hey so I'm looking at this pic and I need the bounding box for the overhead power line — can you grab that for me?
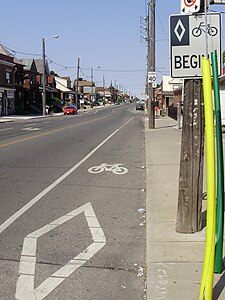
[0,43,41,57]
[0,42,148,74]
[46,56,75,69]
[89,69,146,73]
[155,8,169,42]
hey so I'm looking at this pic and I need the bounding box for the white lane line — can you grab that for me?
[16,202,106,300]
[0,127,14,132]
[22,127,41,131]
[0,117,134,234]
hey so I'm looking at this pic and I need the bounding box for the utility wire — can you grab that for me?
[0,41,148,75]
[0,43,41,56]
[0,41,145,96]
[155,7,169,41]
[79,68,90,80]
[90,69,146,72]
[46,56,75,69]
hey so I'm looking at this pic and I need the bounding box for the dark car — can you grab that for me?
[136,102,145,111]
[63,105,78,115]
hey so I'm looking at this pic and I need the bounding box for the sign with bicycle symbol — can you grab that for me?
[88,163,128,175]
[192,22,218,37]
[170,13,221,78]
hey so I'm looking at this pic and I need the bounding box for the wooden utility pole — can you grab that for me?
[103,75,105,104]
[76,58,80,108]
[176,79,205,233]
[147,0,155,129]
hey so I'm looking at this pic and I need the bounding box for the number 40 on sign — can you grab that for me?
[148,72,156,84]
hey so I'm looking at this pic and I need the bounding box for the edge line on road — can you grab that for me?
[0,117,134,234]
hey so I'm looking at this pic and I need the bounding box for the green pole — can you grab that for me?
[211,50,224,274]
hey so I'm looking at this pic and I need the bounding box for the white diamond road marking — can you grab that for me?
[174,19,186,42]
[15,202,106,300]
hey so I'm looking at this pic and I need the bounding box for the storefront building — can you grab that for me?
[0,46,16,115]
[0,88,16,116]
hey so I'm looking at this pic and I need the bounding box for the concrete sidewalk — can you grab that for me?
[0,112,64,123]
[145,116,225,300]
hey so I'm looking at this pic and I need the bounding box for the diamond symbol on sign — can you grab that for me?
[174,19,186,42]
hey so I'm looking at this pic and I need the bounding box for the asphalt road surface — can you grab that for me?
[0,104,146,300]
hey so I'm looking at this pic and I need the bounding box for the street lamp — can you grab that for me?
[42,35,59,116]
[90,66,100,102]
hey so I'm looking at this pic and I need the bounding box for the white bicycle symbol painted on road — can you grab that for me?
[88,163,128,175]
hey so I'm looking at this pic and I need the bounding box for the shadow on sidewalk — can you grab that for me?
[154,124,178,130]
[201,210,207,230]
[213,269,225,299]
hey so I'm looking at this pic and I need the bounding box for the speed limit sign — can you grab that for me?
[148,72,156,84]
[181,0,201,13]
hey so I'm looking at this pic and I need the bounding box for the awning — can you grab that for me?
[39,86,58,93]
[55,80,75,93]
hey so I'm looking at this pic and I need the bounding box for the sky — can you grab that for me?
[1,1,225,99]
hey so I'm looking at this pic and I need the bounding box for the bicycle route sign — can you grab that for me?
[170,13,221,78]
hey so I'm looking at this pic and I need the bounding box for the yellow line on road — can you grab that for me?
[0,115,110,148]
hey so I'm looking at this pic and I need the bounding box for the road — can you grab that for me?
[0,104,146,300]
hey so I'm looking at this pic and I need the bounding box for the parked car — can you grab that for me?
[115,101,120,105]
[136,102,145,111]
[63,105,78,115]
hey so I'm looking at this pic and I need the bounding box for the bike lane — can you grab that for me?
[64,114,146,299]
[0,111,146,300]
